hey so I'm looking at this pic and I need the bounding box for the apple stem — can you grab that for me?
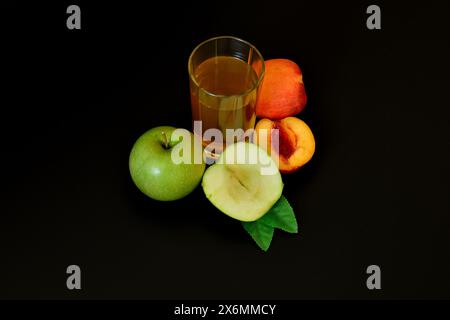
[161,131,169,149]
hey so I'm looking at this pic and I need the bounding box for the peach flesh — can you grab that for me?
[255,117,315,173]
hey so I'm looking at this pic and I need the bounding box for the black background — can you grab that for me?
[1,1,449,299]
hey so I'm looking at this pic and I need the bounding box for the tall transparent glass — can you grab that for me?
[188,36,265,159]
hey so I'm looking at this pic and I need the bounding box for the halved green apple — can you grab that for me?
[202,142,283,221]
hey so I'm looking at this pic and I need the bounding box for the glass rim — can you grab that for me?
[188,36,265,98]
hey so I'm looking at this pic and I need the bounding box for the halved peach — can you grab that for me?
[254,117,315,174]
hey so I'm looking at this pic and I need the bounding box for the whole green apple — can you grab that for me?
[129,126,205,201]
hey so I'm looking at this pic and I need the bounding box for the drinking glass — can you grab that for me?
[188,36,265,159]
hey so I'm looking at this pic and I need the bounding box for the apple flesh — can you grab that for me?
[254,117,315,174]
[129,126,205,201]
[256,59,307,120]
[202,142,283,222]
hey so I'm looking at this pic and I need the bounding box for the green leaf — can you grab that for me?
[259,196,298,233]
[241,196,298,251]
[242,220,274,251]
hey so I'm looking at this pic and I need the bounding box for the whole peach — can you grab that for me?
[256,59,307,120]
